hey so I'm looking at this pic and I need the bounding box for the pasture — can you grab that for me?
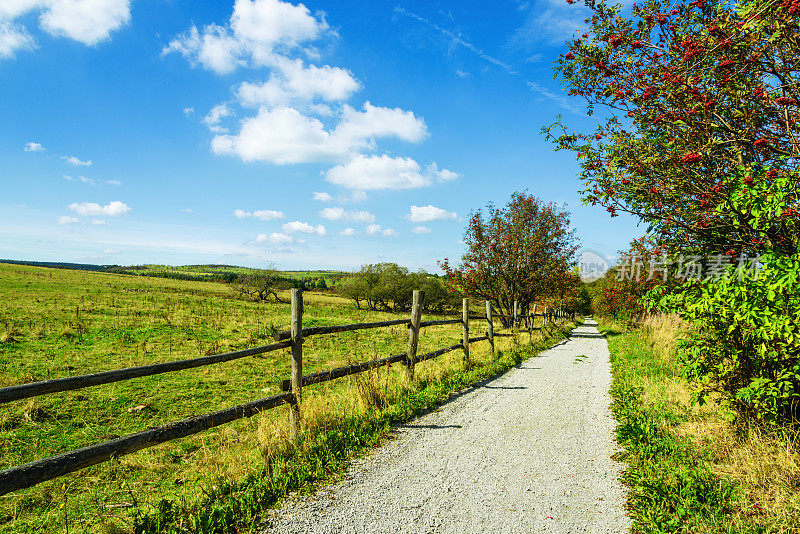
[0,263,540,533]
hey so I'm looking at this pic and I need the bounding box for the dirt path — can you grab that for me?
[261,320,630,533]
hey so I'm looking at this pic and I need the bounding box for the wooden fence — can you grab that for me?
[0,289,574,496]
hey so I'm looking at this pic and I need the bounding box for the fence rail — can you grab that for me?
[272,318,412,341]
[0,290,574,497]
[0,341,293,405]
[0,392,293,496]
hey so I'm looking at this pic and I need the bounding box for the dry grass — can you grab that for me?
[700,421,800,530]
[641,313,687,367]
[640,314,800,531]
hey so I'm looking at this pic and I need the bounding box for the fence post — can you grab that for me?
[485,300,494,356]
[406,290,423,380]
[462,298,470,365]
[290,288,303,443]
[512,300,518,330]
[529,303,536,342]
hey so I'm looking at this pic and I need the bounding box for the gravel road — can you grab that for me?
[261,319,630,534]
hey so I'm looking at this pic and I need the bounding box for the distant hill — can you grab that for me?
[0,259,347,286]
[0,259,118,271]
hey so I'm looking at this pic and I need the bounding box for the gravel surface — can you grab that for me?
[261,320,630,534]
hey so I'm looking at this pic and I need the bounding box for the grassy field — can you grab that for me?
[601,315,800,533]
[0,262,562,533]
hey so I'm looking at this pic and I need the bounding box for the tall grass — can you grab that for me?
[602,314,800,533]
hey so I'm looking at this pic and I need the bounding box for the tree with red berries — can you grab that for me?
[546,0,799,256]
[588,236,675,318]
[439,192,579,326]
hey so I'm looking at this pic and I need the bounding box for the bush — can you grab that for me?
[648,252,800,423]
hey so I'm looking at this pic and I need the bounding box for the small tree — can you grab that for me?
[440,192,580,326]
[338,264,456,312]
[230,270,285,302]
[338,274,368,309]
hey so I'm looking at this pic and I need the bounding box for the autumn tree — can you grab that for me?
[439,192,580,326]
[588,236,674,318]
[546,0,799,256]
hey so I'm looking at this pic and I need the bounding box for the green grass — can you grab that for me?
[0,263,573,533]
[599,318,758,533]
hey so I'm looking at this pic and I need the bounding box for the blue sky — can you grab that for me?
[0,0,640,272]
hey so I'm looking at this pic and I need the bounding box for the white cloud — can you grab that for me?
[0,21,36,59]
[1,1,131,60]
[63,155,92,167]
[366,224,398,237]
[406,204,458,222]
[24,141,45,152]
[165,0,452,197]
[338,227,358,236]
[426,162,459,181]
[69,200,130,217]
[183,106,195,116]
[326,155,430,190]
[62,174,120,186]
[0,2,43,20]
[411,226,432,234]
[282,220,326,235]
[313,190,369,203]
[312,191,333,202]
[237,59,360,107]
[233,208,285,220]
[181,208,193,213]
[91,219,107,225]
[163,0,329,75]
[204,103,232,133]
[212,102,428,165]
[38,0,131,45]
[58,215,78,224]
[212,106,344,164]
[256,231,293,244]
[455,70,469,78]
[163,24,243,75]
[332,102,427,149]
[319,206,375,223]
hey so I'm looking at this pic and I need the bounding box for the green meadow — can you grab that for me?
[0,262,551,533]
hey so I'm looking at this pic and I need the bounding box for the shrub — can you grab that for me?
[648,252,800,423]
